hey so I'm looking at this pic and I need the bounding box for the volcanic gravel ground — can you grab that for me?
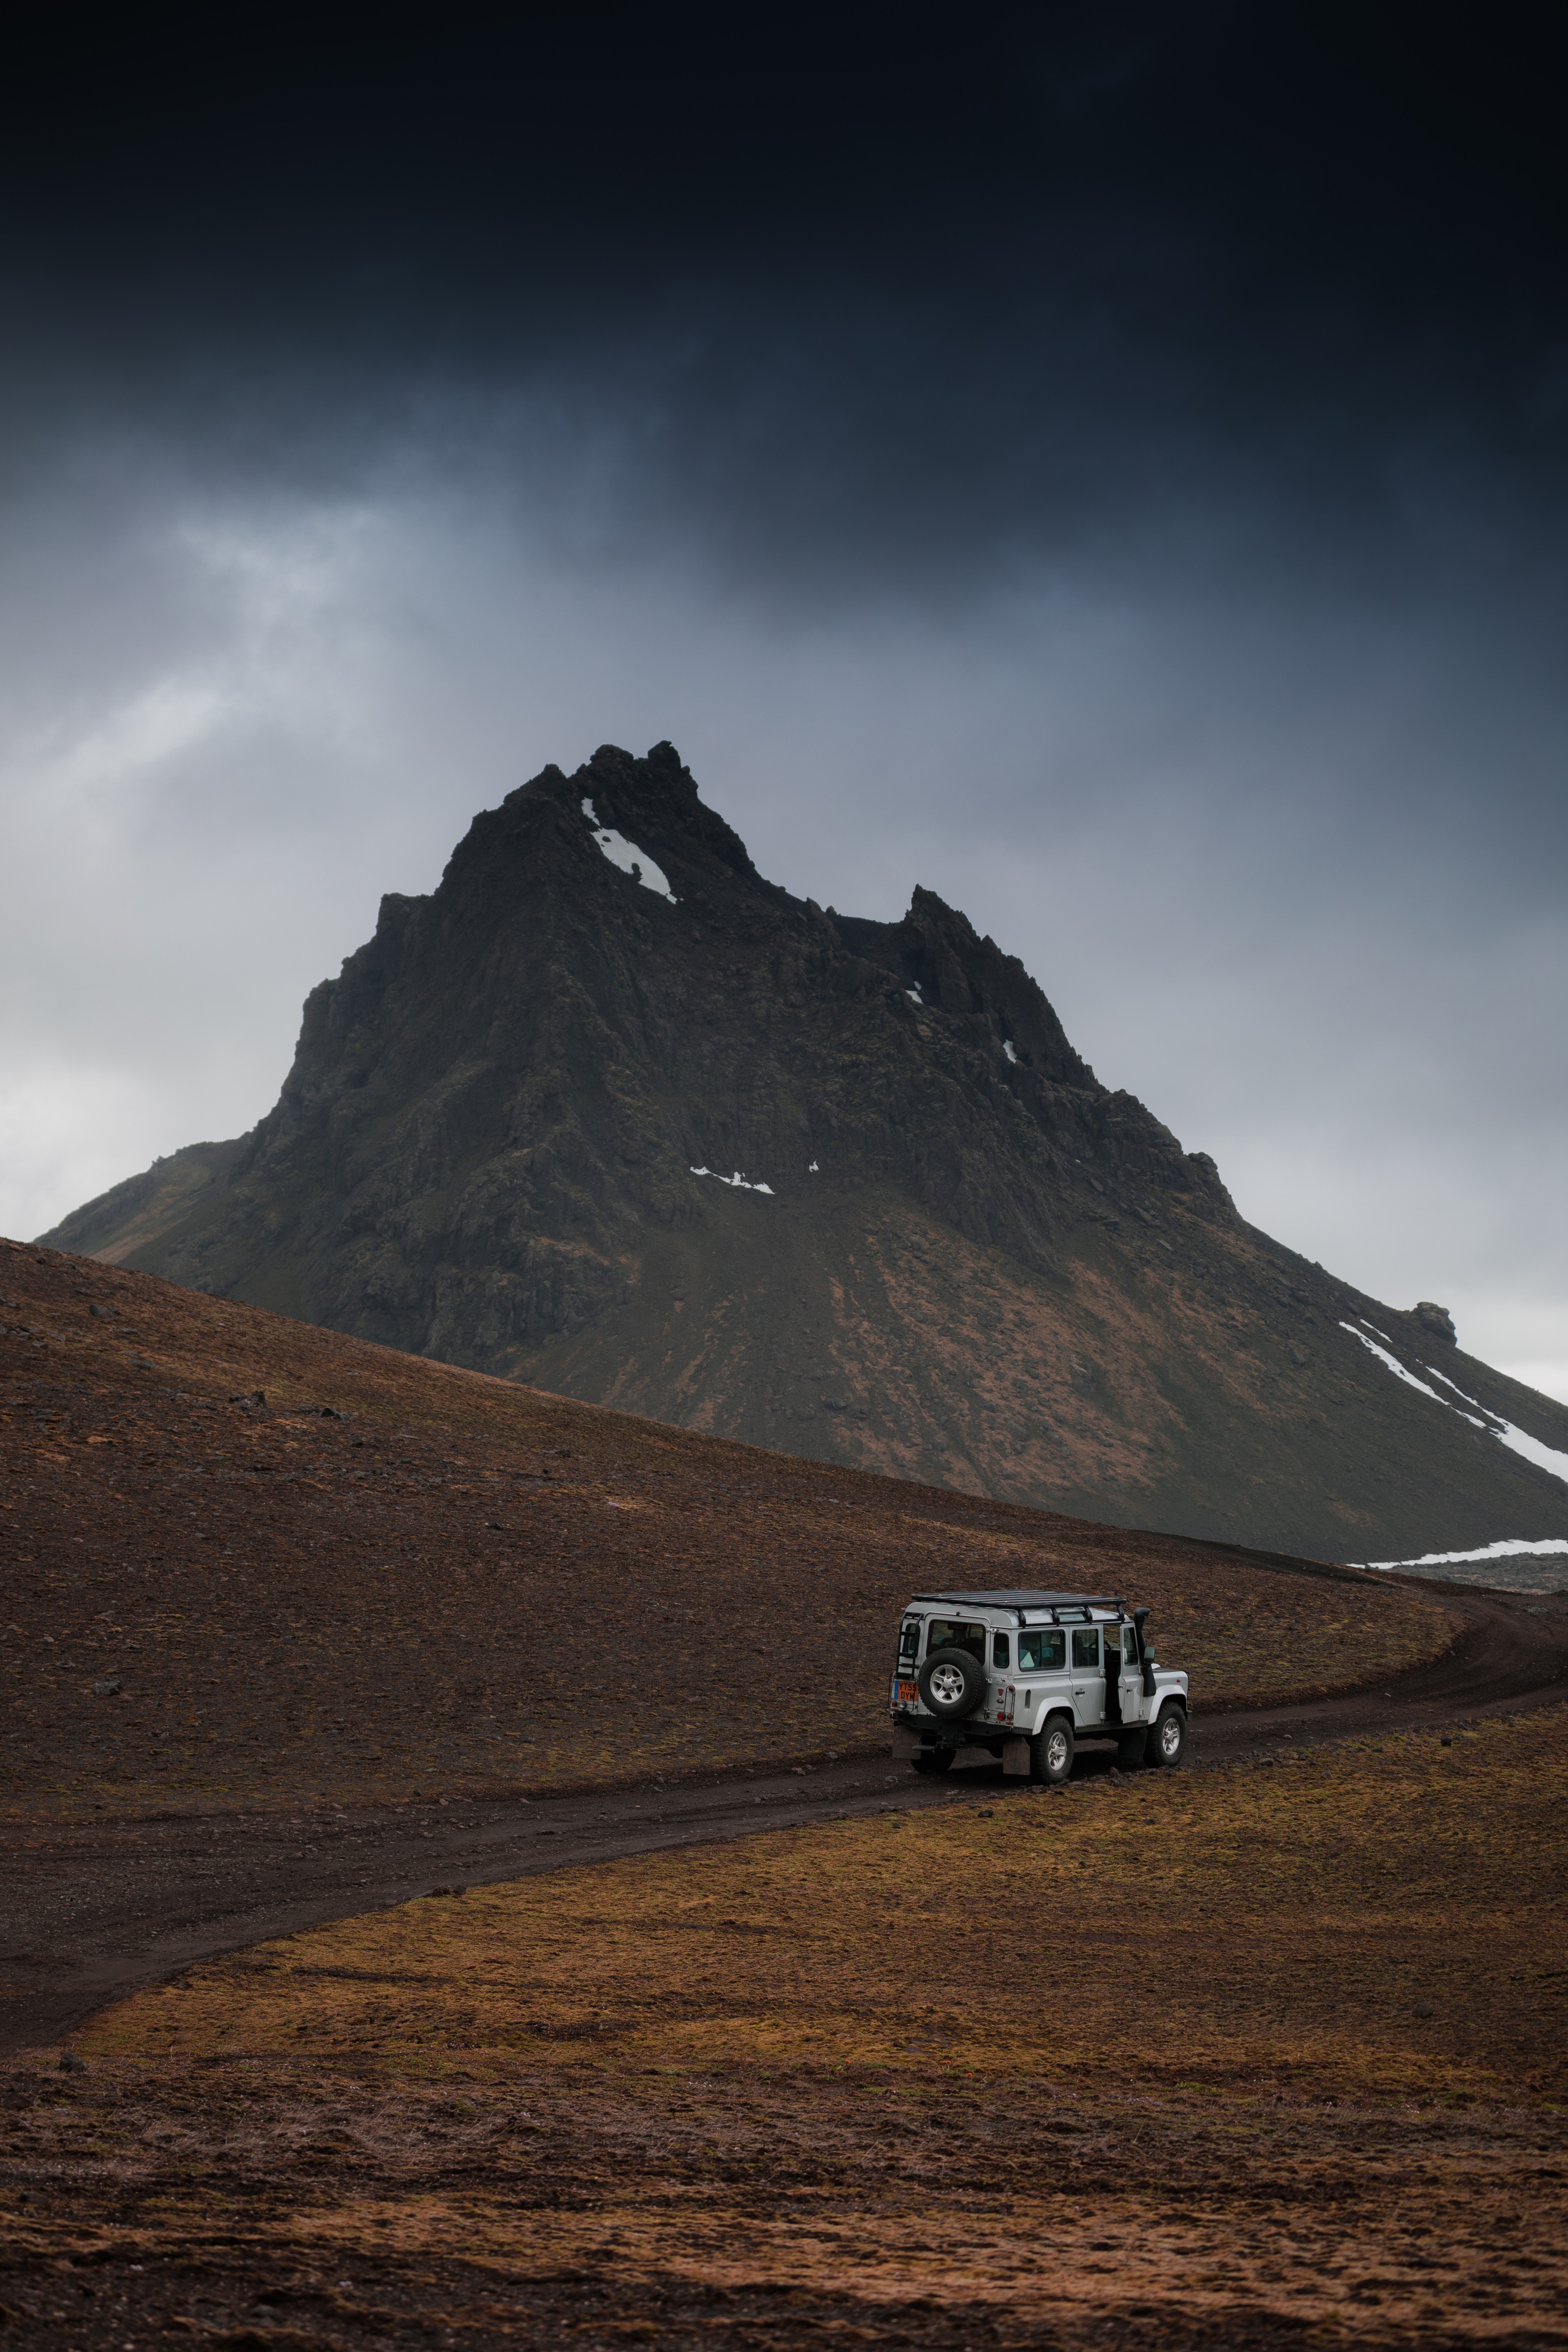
[3,1247,1566,2349]
[2,1242,1462,1818]
[8,2243,1550,2352]
[5,1714,1567,2350]
[3,1240,1565,2070]
[1,2155,1562,2352]
[3,1579,1564,2063]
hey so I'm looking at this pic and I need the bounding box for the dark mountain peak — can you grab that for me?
[38,741,1568,1566]
[494,740,784,909]
[831,880,1096,1092]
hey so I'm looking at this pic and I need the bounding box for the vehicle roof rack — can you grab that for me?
[909,1589,1122,1609]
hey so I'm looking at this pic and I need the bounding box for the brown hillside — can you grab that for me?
[0,1239,1458,1816]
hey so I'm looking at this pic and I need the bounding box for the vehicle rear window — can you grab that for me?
[1018,1628,1065,1671]
[898,1618,922,1663]
[926,1619,986,1664]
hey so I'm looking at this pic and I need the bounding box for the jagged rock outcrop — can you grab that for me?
[41,742,1568,1564]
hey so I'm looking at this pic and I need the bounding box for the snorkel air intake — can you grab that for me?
[1134,1607,1156,1697]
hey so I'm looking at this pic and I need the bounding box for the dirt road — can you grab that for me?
[4,1576,1564,2061]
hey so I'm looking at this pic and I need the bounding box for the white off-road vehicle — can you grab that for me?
[889,1588,1189,1782]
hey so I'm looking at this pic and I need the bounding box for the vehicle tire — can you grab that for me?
[916,1646,987,1723]
[1117,1729,1148,1769]
[1032,1715,1074,1784]
[1146,1704,1187,1770]
[911,1746,954,1776]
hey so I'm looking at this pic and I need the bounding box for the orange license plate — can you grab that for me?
[898,1680,919,1703]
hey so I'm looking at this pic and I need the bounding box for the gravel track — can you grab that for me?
[4,1575,1564,2061]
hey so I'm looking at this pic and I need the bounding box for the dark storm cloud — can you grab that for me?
[5,1,1566,596]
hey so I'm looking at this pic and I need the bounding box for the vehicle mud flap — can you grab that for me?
[1118,1729,1148,1768]
[1002,1735,1032,1777]
[891,1726,920,1761]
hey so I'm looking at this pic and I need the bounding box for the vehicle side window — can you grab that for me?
[1123,1628,1139,1663]
[1018,1629,1065,1671]
[992,1633,1010,1669]
[1071,1628,1100,1670]
[926,1619,986,1665]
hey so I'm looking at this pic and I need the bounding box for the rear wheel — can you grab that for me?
[911,1746,954,1776]
[1033,1716,1074,1784]
[1146,1705,1187,1770]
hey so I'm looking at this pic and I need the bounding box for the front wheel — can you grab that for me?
[1146,1704,1187,1770]
[1032,1716,1074,1785]
[911,1746,954,1776]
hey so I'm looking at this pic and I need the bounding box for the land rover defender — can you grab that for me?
[889,1587,1189,1782]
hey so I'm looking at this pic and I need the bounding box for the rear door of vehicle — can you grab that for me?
[894,1613,924,1712]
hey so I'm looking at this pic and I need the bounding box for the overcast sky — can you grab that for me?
[2,2,1565,1400]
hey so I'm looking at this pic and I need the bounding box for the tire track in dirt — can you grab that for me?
[3,1578,1564,2061]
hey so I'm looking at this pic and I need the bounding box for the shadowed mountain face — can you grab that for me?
[41,742,1568,1566]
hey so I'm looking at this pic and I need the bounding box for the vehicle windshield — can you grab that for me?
[925,1618,986,1664]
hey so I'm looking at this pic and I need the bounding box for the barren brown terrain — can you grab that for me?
[4,1717,1567,2350]
[5,1234,1567,2347]
[1,1238,1462,1819]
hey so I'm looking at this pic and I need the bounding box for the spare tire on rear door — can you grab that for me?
[917,1646,986,1723]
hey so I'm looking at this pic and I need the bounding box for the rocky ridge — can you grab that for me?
[42,742,1568,1565]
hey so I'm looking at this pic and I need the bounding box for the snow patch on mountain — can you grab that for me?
[1356,1538,1568,1569]
[1341,1322,1568,1487]
[690,1166,774,1196]
[1340,1324,1476,1416]
[582,796,676,900]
